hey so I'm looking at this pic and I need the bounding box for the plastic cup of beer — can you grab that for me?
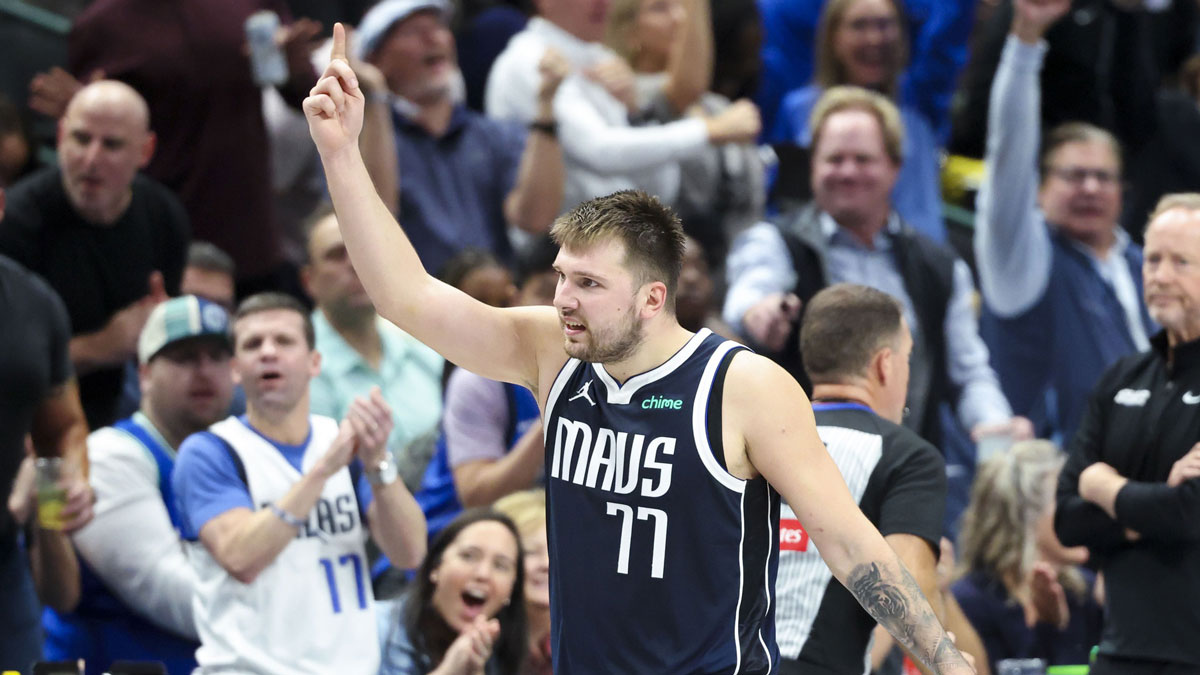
[35,457,67,530]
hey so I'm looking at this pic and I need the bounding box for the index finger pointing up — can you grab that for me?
[331,22,347,62]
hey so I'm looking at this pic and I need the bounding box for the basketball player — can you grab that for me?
[303,25,973,674]
[172,293,427,673]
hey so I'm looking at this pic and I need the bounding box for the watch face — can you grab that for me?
[371,458,398,486]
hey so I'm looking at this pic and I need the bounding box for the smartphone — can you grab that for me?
[245,10,289,86]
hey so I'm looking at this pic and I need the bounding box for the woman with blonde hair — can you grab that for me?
[952,440,1101,672]
[492,489,550,675]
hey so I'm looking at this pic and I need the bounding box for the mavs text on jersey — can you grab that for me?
[543,329,781,674]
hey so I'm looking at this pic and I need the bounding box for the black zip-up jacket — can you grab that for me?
[1056,331,1200,666]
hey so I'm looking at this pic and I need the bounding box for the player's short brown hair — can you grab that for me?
[550,190,686,305]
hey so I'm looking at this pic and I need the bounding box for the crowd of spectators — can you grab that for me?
[3,0,1200,671]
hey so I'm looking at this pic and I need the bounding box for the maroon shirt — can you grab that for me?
[68,0,315,278]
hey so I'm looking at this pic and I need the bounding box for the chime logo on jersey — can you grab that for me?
[780,518,809,552]
[641,395,683,410]
[550,417,676,497]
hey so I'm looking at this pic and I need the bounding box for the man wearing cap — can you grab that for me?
[356,0,567,275]
[172,292,426,674]
[40,295,235,672]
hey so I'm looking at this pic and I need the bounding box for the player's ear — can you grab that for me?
[640,280,668,319]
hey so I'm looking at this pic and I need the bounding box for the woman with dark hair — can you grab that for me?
[378,509,528,675]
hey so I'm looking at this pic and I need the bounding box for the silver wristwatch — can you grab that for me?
[366,455,398,487]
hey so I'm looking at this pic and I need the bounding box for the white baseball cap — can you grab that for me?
[355,0,450,60]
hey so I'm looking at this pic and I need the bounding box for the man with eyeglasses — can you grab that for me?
[975,0,1156,444]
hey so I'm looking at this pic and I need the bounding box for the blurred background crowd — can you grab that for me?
[2,0,1199,672]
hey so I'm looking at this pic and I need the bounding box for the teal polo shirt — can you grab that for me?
[310,311,444,458]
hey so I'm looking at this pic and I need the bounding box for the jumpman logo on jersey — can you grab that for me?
[569,380,596,406]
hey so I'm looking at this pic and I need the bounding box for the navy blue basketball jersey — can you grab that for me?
[544,328,780,674]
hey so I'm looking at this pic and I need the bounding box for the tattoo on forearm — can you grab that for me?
[848,561,967,672]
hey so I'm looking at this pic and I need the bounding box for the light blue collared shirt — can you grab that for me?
[309,311,444,459]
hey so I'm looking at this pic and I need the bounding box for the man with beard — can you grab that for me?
[1056,193,1200,673]
[301,28,975,674]
[172,293,426,673]
[356,0,567,275]
[42,295,235,671]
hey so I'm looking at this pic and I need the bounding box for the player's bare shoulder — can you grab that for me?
[721,349,817,479]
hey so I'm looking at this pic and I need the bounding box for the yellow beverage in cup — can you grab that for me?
[37,486,67,530]
[35,457,67,530]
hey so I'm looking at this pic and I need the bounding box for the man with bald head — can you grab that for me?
[0,80,189,429]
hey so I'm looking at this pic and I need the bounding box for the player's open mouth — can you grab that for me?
[563,320,586,335]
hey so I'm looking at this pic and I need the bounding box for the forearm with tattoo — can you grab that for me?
[848,560,970,673]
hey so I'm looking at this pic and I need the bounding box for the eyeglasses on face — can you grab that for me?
[1047,166,1120,187]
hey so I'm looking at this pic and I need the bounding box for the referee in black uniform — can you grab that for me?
[1057,193,1200,674]
[777,284,976,673]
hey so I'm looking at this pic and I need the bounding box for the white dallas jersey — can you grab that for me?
[188,415,378,674]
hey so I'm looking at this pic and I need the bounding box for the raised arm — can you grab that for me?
[725,354,973,674]
[659,0,713,115]
[305,25,560,389]
[974,0,1069,318]
[503,49,568,234]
